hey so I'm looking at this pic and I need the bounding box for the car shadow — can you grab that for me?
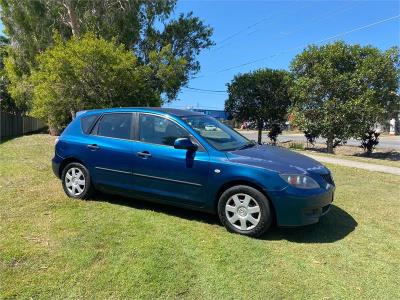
[93,193,357,243]
[354,150,400,162]
[93,192,220,225]
[263,205,357,243]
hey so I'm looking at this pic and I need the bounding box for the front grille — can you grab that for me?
[321,173,334,185]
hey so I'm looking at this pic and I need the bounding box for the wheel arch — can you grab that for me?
[59,157,87,178]
[214,179,276,223]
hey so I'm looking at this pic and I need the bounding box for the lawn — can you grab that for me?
[1,134,399,299]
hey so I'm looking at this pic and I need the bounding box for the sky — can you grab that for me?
[0,1,399,110]
[167,0,400,110]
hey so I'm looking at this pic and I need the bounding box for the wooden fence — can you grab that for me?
[0,111,47,140]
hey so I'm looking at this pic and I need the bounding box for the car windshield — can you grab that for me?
[181,115,253,151]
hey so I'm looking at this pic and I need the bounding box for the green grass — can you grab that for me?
[1,134,399,299]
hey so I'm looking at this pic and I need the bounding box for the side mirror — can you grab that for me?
[174,138,198,151]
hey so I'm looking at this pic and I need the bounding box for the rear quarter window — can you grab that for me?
[81,114,99,134]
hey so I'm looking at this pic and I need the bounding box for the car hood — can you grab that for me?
[226,144,327,174]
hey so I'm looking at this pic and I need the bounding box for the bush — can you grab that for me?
[304,130,317,147]
[360,130,380,154]
[268,124,282,145]
[31,34,163,130]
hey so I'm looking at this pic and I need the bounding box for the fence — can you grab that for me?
[0,111,47,141]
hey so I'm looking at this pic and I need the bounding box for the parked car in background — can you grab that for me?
[205,124,217,131]
[52,108,335,237]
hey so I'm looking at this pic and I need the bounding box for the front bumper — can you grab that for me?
[269,185,335,227]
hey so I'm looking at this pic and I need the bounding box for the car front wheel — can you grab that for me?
[218,185,272,237]
[61,162,94,199]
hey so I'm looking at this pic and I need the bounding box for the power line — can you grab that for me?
[212,17,271,52]
[185,13,400,96]
[313,14,400,44]
[209,2,311,53]
[215,14,400,73]
[213,1,356,53]
[183,87,227,93]
[218,17,271,45]
[182,90,225,95]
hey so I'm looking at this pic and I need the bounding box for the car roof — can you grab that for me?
[78,107,205,117]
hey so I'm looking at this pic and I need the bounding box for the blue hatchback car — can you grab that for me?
[52,107,335,237]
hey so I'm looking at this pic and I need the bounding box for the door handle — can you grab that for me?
[87,144,100,150]
[137,151,152,158]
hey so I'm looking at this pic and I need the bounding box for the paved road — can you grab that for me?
[239,131,400,150]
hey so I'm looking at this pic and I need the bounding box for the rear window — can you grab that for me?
[81,114,99,134]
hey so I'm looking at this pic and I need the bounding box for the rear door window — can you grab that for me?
[93,113,133,140]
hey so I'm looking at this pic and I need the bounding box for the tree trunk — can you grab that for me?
[326,137,334,154]
[49,127,60,136]
[257,121,263,144]
[64,0,80,36]
[70,110,76,119]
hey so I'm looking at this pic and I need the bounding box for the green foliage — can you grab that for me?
[0,1,183,60]
[0,0,213,113]
[290,41,399,153]
[3,51,33,113]
[0,36,18,113]
[225,68,291,143]
[30,34,160,129]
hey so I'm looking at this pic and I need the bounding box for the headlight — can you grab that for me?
[279,174,320,189]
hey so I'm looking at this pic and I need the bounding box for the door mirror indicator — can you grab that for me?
[174,138,198,151]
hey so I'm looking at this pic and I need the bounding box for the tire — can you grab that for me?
[218,185,272,237]
[61,162,94,199]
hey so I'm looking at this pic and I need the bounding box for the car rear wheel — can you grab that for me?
[218,185,272,237]
[61,162,94,199]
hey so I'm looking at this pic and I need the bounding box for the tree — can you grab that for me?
[0,36,17,114]
[290,41,399,153]
[30,34,163,130]
[0,0,213,112]
[225,69,291,144]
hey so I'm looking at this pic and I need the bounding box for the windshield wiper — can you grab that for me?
[236,141,257,150]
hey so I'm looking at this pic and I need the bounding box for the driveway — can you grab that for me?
[239,131,400,150]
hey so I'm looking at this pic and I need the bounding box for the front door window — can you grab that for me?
[139,114,190,146]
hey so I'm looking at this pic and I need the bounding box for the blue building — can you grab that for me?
[191,109,231,121]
